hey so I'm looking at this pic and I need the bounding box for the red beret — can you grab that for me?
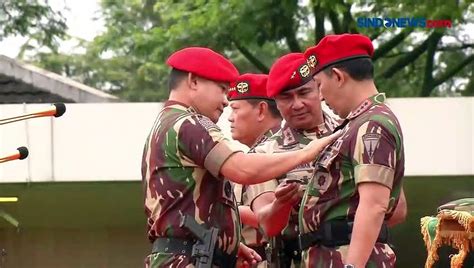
[166,47,239,83]
[304,34,374,75]
[267,53,313,97]
[228,73,270,101]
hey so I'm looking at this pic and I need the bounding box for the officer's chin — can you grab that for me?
[210,113,220,123]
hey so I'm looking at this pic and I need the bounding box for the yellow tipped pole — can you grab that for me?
[0,197,18,203]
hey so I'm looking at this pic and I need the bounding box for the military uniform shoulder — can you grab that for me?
[175,112,222,132]
[348,104,402,147]
[363,104,400,130]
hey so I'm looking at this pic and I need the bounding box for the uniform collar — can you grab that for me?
[278,112,334,147]
[265,125,281,138]
[250,125,281,149]
[164,100,197,113]
[279,125,307,147]
[346,93,386,120]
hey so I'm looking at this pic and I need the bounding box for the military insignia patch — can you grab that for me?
[312,171,331,191]
[362,133,381,161]
[236,81,249,94]
[197,116,221,131]
[282,128,297,146]
[307,54,317,68]
[298,64,310,78]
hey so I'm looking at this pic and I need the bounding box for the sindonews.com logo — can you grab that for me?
[357,17,452,28]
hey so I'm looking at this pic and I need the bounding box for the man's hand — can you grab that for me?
[274,181,303,207]
[301,130,342,162]
[236,242,262,268]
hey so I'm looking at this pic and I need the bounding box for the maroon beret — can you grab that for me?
[166,47,239,83]
[228,73,270,101]
[267,53,313,97]
[304,34,374,75]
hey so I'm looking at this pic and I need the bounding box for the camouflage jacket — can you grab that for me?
[299,93,404,233]
[235,125,281,247]
[246,111,338,239]
[141,101,242,257]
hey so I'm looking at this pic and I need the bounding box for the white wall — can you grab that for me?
[0,98,472,183]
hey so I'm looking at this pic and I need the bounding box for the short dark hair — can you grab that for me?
[323,58,374,81]
[168,68,189,91]
[246,98,282,119]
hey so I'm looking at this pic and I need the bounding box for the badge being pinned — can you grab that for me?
[362,133,381,161]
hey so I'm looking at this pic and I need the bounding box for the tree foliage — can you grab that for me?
[22,0,474,100]
[0,0,67,52]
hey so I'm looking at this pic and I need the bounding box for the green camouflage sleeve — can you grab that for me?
[353,120,400,189]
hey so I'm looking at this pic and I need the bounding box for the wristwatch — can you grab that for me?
[344,265,355,268]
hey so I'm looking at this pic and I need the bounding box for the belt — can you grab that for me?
[299,221,389,251]
[281,237,302,261]
[152,237,237,267]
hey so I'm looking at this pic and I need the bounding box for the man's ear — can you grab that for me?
[187,73,199,91]
[257,101,268,122]
[331,67,345,87]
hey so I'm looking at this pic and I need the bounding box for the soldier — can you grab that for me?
[247,53,340,267]
[227,73,283,266]
[297,34,406,268]
[228,73,282,150]
[141,47,341,268]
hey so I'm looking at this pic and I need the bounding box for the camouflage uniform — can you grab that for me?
[233,126,281,267]
[142,101,241,268]
[298,93,404,268]
[246,112,338,267]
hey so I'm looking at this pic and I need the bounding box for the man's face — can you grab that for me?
[274,79,323,130]
[228,99,260,146]
[313,70,348,118]
[192,78,229,123]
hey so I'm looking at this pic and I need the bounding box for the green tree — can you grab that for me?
[27,0,474,101]
[0,0,67,52]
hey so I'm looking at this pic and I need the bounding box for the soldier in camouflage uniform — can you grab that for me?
[247,53,340,267]
[227,73,283,267]
[141,47,341,268]
[297,34,406,268]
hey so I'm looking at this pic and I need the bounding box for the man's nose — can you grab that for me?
[291,97,304,109]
